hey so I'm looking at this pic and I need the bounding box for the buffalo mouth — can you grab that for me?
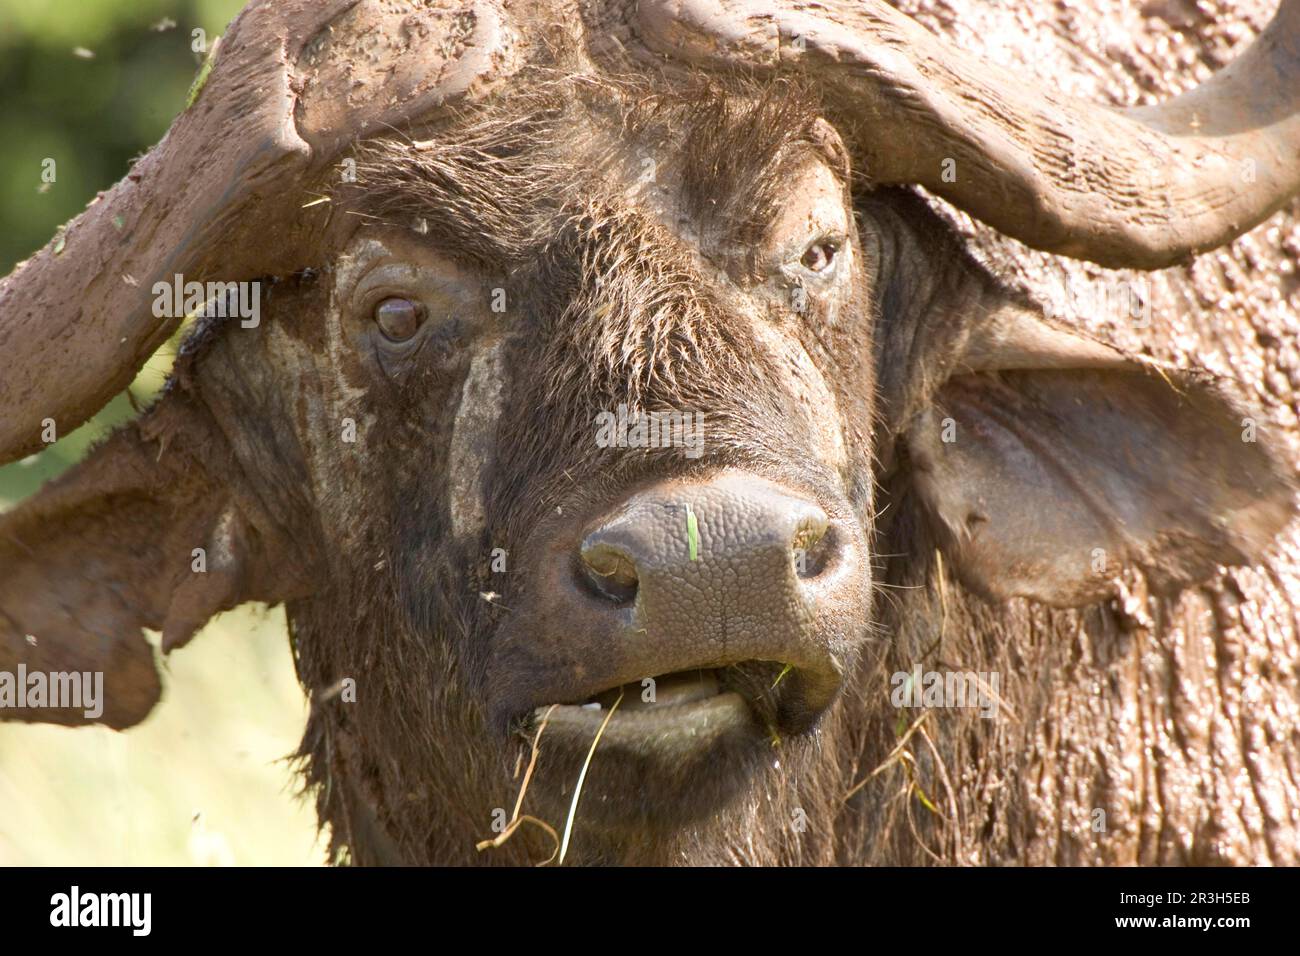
[529,658,837,753]
[588,667,727,711]
[514,658,839,833]
[537,667,752,748]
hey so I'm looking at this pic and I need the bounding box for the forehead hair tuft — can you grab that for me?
[338,73,833,268]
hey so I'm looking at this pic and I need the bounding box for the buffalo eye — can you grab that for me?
[800,239,839,274]
[373,296,425,342]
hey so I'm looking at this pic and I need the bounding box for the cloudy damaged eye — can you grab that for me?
[374,296,424,342]
[800,239,839,274]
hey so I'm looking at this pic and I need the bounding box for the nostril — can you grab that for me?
[578,542,640,605]
[792,516,833,579]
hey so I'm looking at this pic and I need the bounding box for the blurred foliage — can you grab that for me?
[0,0,249,275]
[0,608,327,866]
[0,0,323,865]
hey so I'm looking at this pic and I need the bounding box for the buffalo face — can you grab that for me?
[314,83,881,845]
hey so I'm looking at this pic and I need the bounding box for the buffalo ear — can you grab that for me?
[0,398,303,729]
[902,306,1296,607]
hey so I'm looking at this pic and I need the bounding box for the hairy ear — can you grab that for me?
[899,303,1296,607]
[0,398,307,728]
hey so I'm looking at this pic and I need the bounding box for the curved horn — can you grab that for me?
[629,0,1300,270]
[0,0,517,465]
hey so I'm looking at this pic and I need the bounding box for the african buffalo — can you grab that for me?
[2,0,1298,865]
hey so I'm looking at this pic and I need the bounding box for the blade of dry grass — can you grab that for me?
[842,710,930,803]
[558,690,623,865]
[476,705,560,864]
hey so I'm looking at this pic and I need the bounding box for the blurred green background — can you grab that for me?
[0,0,323,865]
